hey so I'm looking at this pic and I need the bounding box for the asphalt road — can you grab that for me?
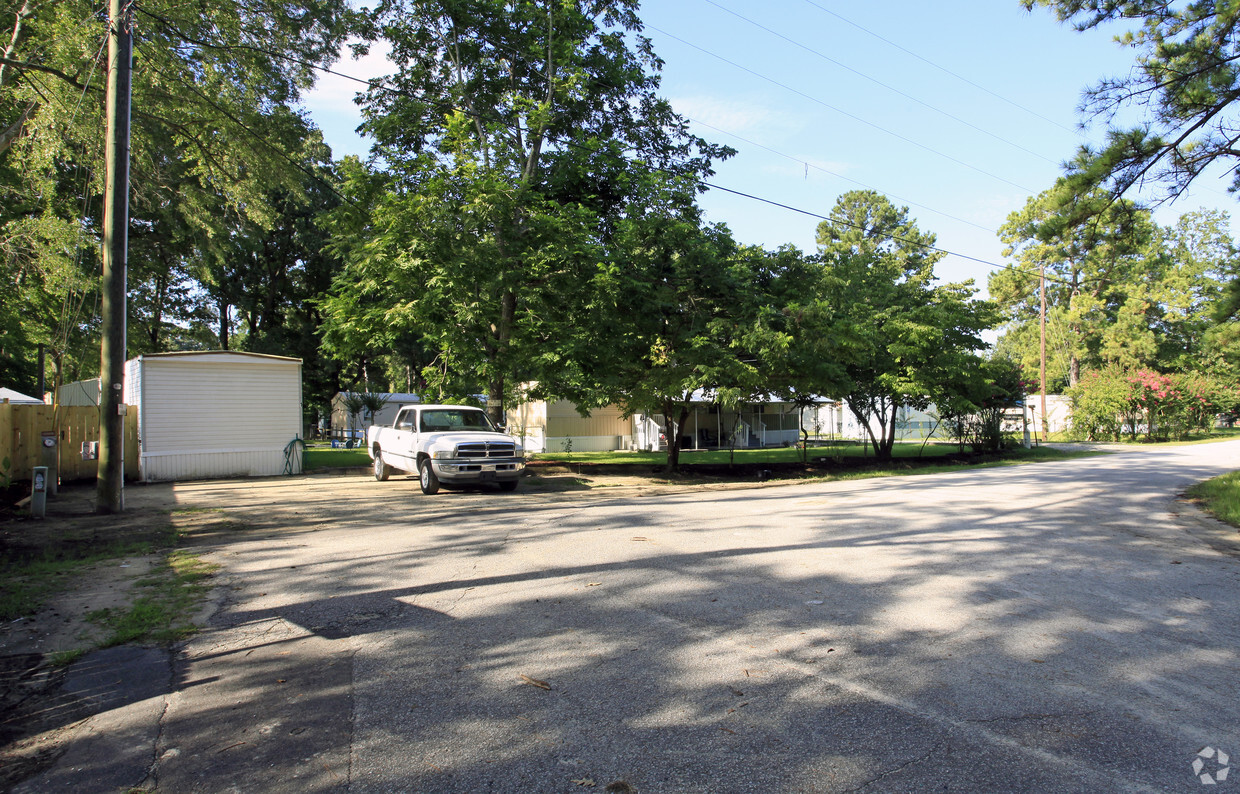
[23,442,1240,792]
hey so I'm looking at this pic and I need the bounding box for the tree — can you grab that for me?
[359,392,389,427]
[1025,0,1240,201]
[990,182,1154,386]
[337,0,729,424]
[817,191,996,460]
[1,0,355,384]
[580,174,768,471]
[942,356,1026,453]
[1152,211,1237,366]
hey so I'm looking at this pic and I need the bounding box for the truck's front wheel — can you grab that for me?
[418,458,440,495]
[373,448,391,481]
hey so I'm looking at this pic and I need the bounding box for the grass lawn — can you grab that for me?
[1186,471,1240,528]
[534,441,1008,466]
[304,446,370,469]
[300,436,1112,481]
[1059,427,1240,446]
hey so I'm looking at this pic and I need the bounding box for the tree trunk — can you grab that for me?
[218,298,230,350]
[880,410,897,460]
[1069,355,1080,388]
[849,400,882,459]
[149,272,166,352]
[662,404,689,472]
[487,378,504,427]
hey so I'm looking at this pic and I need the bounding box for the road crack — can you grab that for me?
[842,741,947,792]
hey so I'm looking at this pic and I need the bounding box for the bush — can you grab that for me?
[1069,366,1237,441]
[1067,366,1131,441]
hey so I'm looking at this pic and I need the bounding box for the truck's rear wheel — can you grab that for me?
[419,458,440,495]
[373,449,391,481]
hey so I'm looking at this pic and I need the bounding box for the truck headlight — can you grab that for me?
[431,450,453,459]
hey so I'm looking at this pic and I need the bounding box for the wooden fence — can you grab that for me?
[0,401,138,483]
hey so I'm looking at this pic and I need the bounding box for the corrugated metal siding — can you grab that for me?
[545,435,620,453]
[545,401,628,437]
[512,426,546,453]
[136,356,301,481]
[506,400,547,433]
[141,450,289,482]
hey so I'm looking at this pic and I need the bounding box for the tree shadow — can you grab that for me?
[14,444,1240,791]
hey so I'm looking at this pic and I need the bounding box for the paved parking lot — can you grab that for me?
[20,441,1240,792]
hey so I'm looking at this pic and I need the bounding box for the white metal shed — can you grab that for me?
[124,351,303,482]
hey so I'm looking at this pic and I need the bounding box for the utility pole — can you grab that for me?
[96,0,132,514]
[1039,261,1048,443]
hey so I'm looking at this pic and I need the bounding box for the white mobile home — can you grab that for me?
[632,396,807,451]
[124,351,302,482]
[506,399,629,453]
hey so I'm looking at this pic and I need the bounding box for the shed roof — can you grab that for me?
[131,350,301,364]
[0,387,44,404]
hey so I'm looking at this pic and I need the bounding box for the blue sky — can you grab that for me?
[300,0,1237,296]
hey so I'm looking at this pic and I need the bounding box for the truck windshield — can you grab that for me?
[419,409,495,433]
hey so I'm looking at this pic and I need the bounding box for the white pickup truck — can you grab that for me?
[366,404,525,494]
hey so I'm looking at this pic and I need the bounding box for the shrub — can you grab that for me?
[1067,366,1131,441]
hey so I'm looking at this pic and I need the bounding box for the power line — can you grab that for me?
[138,8,1060,286]
[702,181,1100,290]
[800,0,1077,135]
[645,24,1036,193]
[700,0,1058,166]
[803,0,1076,135]
[685,116,997,234]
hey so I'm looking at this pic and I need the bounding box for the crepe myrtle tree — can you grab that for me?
[816,190,997,460]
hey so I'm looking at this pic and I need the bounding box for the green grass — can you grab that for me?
[86,550,220,647]
[48,648,87,667]
[1186,471,1240,528]
[821,445,1099,481]
[2,515,220,652]
[1062,427,1240,446]
[534,441,985,466]
[530,443,1098,487]
[304,447,371,469]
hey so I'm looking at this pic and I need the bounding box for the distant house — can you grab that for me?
[0,387,43,404]
[506,399,629,453]
[330,392,420,440]
[630,394,807,451]
[55,378,102,406]
[1025,394,1071,435]
[509,392,821,453]
[125,351,303,481]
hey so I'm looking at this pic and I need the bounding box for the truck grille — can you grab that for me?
[457,442,517,458]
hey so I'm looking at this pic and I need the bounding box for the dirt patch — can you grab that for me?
[0,482,190,787]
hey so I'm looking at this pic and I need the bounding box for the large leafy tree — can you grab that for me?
[990,182,1154,386]
[1,0,354,389]
[817,191,996,460]
[1147,209,1239,370]
[1025,0,1240,201]
[331,0,729,424]
[584,174,769,471]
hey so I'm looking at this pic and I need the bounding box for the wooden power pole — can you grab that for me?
[96,0,132,514]
[1039,261,1048,442]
